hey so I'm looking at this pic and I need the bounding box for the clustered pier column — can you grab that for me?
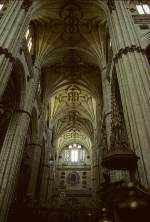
[108,0,150,188]
[27,105,47,204]
[0,66,41,222]
[0,0,32,98]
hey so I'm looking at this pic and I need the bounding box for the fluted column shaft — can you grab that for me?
[27,143,42,200]
[108,1,150,187]
[96,147,101,186]
[94,148,99,189]
[27,104,47,201]
[0,0,32,98]
[39,129,52,207]
[47,167,54,202]
[39,164,50,207]
[91,146,97,190]
[0,66,40,222]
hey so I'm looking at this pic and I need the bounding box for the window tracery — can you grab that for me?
[62,143,86,164]
[136,4,150,14]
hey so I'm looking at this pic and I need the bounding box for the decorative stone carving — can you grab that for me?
[102,74,138,170]
[21,0,32,10]
[48,2,94,46]
[107,0,116,12]
[67,172,80,186]
[113,46,145,63]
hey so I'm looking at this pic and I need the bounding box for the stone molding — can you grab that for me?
[14,109,31,119]
[27,143,42,148]
[21,0,32,11]
[113,45,145,63]
[0,47,15,62]
[42,163,50,168]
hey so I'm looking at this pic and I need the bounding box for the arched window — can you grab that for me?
[136,4,150,14]
[0,4,3,10]
[62,144,86,164]
[25,28,33,52]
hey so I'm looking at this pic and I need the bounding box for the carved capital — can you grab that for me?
[113,45,145,63]
[14,109,31,119]
[21,0,32,11]
[27,143,42,148]
[0,47,15,62]
[107,0,116,12]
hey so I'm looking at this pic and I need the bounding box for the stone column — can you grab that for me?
[39,128,52,207]
[91,145,97,191]
[94,148,99,190]
[47,167,55,203]
[39,164,50,207]
[27,143,42,202]
[0,65,40,222]
[108,1,150,187]
[27,104,47,203]
[0,0,32,98]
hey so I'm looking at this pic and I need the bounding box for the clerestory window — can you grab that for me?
[0,4,3,10]
[136,4,150,15]
[25,28,32,52]
[62,144,86,164]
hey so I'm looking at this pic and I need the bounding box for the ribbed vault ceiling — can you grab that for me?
[31,0,108,153]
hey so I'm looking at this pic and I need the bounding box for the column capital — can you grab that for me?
[0,103,13,115]
[14,109,31,119]
[113,46,145,63]
[21,0,32,11]
[101,66,107,72]
[34,65,41,73]
[27,143,42,148]
[48,177,54,181]
[107,0,116,12]
[0,48,15,62]
[42,163,50,168]
[104,111,111,120]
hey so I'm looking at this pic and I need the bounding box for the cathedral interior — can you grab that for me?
[0,0,150,222]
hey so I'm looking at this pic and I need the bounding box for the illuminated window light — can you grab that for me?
[73,144,77,148]
[28,38,32,52]
[143,5,150,14]
[78,145,81,149]
[69,145,72,149]
[136,5,145,14]
[136,4,150,14]
[28,37,31,46]
[0,4,3,10]
[74,150,78,162]
[25,29,30,39]
[71,149,78,162]
[79,150,83,161]
[28,42,32,52]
